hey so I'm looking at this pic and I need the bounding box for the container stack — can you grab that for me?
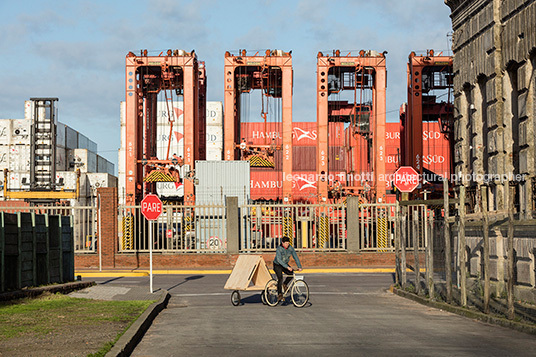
[0,100,117,203]
[118,101,224,204]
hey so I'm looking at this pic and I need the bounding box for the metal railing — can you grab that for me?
[0,205,98,253]
[358,203,397,251]
[118,204,226,253]
[240,203,346,252]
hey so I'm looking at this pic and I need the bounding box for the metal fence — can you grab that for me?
[240,203,346,252]
[358,203,397,251]
[118,204,227,253]
[0,206,98,253]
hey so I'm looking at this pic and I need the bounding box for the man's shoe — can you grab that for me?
[278,293,283,301]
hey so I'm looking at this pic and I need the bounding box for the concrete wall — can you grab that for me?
[446,0,536,215]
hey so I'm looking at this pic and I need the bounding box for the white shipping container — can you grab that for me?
[24,100,33,120]
[56,122,66,148]
[120,101,126,127]
[86,172,118,196]
[56,171,88,195]
[206,125,223,145]
[156,181,184,198]
[156,123,184,159]
[206,147,222,161]
[68,148,97,173]
[65,126,78,149]
[56,147,67,171]
[8,145,31,171]
[206,102,223,126]
[118,148,125,175]
[11,119,31,145]
[0,146,9,169]
[0,120,11,144]
[3,171,30,191]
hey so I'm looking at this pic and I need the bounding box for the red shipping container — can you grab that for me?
[241,122,346,147]
[250,170,284,201]
[293,146,316,171]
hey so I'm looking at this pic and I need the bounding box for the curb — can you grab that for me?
[0,281,95,302]
[106,289,171,357]
[390,286,536,335]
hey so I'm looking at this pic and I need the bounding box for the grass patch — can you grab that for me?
[0,293,154,356]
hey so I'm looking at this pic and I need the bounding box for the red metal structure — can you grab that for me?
[124,49,203,205]
[223,49,293,202]
[400,50,453,193]
[317,50,387,203]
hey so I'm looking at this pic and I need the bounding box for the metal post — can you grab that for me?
[394,202,401,286]
[413,209,420,295]
[149,220,153,294]
[481,185,490,314]
[401,205,407,289]
[507,182,515,319]
[444,178,452,303]
[459,185,467,307]
[98,194,102,272]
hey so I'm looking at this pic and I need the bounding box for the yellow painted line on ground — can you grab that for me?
[75,267,422,277]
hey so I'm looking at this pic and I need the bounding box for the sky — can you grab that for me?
[0,0,453,173]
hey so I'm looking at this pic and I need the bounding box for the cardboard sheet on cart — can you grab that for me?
[224,255,272,291]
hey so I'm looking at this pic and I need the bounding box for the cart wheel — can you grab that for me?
[261,290,267,305]
[264,279,279,307]
[231,290,241,306]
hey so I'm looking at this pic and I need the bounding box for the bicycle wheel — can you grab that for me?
[291,280,309,308]
[264,279,279,307]
[231,290,241,306]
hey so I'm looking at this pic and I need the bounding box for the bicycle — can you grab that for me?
[264,272,309,308]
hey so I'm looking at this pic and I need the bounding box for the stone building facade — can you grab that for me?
[445,0,536,217]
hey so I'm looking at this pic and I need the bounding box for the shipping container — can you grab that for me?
[11,119,31,145]
[8,145,31,172]
[56,171,88,196]
[206,146,222,161]
[292,146,316,171]
[0,120,11,145]
[117,148,125,176]
[56,147,67,171]
[195,161,250,205]
[107,161,115,176]
[1,171,31,192]
[206,102,223,126]
[96,155,111,174]
[156,181,184,198]
[206,125,223,145]
[0,145,9,170]
[329,146,346,172]
[78,133,89,151]
[56,122,66,148]
[250,170,284,201]
[86,172,118,196]
[65,126,78,149]
[68,148,97,173]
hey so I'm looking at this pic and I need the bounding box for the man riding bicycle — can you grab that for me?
[273,236,303,301]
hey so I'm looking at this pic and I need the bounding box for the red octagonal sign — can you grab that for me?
[394,166,420,193]
[141,194,163,221]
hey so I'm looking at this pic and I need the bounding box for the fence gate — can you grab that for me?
[358,203,397,251]
[240,203,346,252]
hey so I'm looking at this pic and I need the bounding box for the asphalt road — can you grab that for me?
[94,273,536,356]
